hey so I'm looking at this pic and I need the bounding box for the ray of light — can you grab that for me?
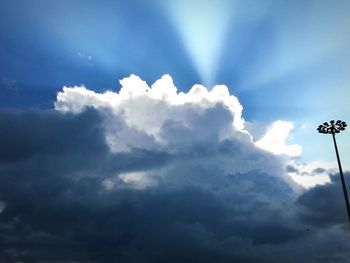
[161,0,233,86]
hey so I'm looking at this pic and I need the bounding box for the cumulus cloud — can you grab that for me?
[286,160,336,188]
[0,75,349,262]
[55,74,246,152]
[256,121,302,157]
[55,75,300,181]
[297,172,350,226]
[53,74,344,193]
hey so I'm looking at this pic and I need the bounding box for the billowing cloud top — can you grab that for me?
[54,75,333,189]
[55,74,305,188]
[56,74,245,151]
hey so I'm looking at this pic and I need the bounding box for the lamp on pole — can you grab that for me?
[317,120,350,223]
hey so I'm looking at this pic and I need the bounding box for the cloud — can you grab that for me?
[286,160,335,188]
[55,74,301,187]
[55,74,246,151]
[297,172,350,226]
[0,75,349,262]
[256,121,302,157]
[0,108,106,162]
[0,201,6,214]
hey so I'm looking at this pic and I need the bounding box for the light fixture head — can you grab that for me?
[317,120,347,134]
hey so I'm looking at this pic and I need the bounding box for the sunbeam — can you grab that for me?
[161,0,232,86]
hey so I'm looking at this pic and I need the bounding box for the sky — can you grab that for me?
[1,0,350,262]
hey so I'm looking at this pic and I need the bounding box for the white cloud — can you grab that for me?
[286,160,336,188]
[55,74,246,152]
[119,171,158,189]
[102,171,158,190]
[255,121,302,157]
[55,74,329,189]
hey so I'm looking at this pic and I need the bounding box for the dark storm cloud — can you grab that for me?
[0,168,298,261]
[0,108,106,162]
[0,108,349,262]
[297,172,350,226]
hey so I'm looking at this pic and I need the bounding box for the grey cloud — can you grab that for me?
[286,165,298,173]
[297,173,350,226]
[312,167,326,174]
[0,108,349,262]
[0,108,107,162]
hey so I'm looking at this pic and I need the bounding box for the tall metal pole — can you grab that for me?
[318,120,350,223]
[332,132,350,223]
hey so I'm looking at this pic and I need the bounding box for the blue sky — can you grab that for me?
[1,0,349,167]
[1,0,350,261]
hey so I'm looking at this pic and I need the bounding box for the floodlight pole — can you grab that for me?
[331,132,350,223]
[318,120,350,223]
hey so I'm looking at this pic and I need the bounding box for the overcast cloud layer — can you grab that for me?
[0,75,350,262]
